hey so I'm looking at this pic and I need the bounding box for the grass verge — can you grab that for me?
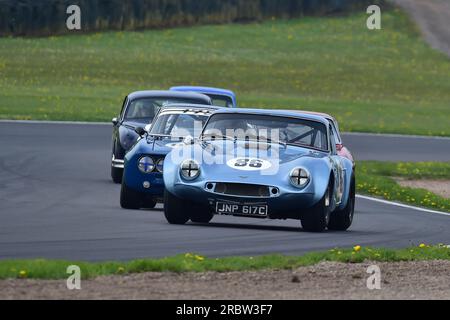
[357,161,450,212]
[1,245,449,280]
[0,9,449,135]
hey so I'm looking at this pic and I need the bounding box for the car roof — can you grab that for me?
[127,90,212,103]
[170,86,236,99]
[281,110,336,122]
[210,108,330,126]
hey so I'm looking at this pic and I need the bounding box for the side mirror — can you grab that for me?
[112,117,119,126]
[135,127,147,137]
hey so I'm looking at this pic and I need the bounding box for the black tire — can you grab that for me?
[120,183,142,210]
[301,186,332,232]
[190,208,214,223]
[111,166,123,184]
[328,176,355,231]
[111,141,125,184]
[164,190,190,225]
[143,199,157,209]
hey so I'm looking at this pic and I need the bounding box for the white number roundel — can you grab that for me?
[226,157,272,171]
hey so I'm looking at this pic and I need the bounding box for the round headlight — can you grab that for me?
[290,168,310,188]
[138,156,155,173]
[156,158,164,173]
[180,159,200,180]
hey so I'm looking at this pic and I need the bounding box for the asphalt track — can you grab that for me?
[0,122,449,261]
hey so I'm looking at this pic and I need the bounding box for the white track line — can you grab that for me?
[356,194,450,216]
[343,132,450,140]
[0,119,110,126]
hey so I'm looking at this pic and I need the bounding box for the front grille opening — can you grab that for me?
[214,183,270,197]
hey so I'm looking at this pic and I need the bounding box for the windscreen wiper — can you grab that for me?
[201,134,237,142]
[147,133,173,140]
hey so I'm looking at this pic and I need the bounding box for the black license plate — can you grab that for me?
[215,202,268,216]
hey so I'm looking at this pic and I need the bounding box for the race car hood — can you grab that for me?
[165,140,330,186]
[119,119,154,151]
[134,136,184,155]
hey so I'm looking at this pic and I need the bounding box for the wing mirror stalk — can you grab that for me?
[135,127,147,137]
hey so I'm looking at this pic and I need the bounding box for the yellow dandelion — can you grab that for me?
[19,270,27,278]
[419,243,426,248]
[353,245,362,252]
[117,267,125,274]
[195,255,205,261]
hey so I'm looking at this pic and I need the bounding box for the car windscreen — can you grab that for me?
[202,113,329,151]
[125,98,207,120]
[207,94,234,108]
[150,112,210,138]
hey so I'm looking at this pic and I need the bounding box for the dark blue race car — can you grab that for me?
[120,104,221,209]
[170,86,237,108]
[110,90,212,183]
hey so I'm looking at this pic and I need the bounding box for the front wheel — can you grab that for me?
[190,209,214,223]
[301,186,331,232]
[328,177,355,231]
[143,199,157,209]
[111,166,123,184]
[164,190,190,224]
[120,183,142,210]
[111,142,125,184]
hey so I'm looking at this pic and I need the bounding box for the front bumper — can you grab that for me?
[125,174,165,195]
[112,155,124,169]
[172,183,316,219]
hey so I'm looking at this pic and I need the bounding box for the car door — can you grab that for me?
[329,124,344,206]
[112,96,128,153]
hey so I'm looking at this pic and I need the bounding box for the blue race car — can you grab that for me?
[111,90,212,183]
[120,104,221,210]
[162,108,355,232]
[170,86,237,108]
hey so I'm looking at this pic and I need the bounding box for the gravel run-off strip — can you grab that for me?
[395,178,450,199]
[1,261,449,300]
